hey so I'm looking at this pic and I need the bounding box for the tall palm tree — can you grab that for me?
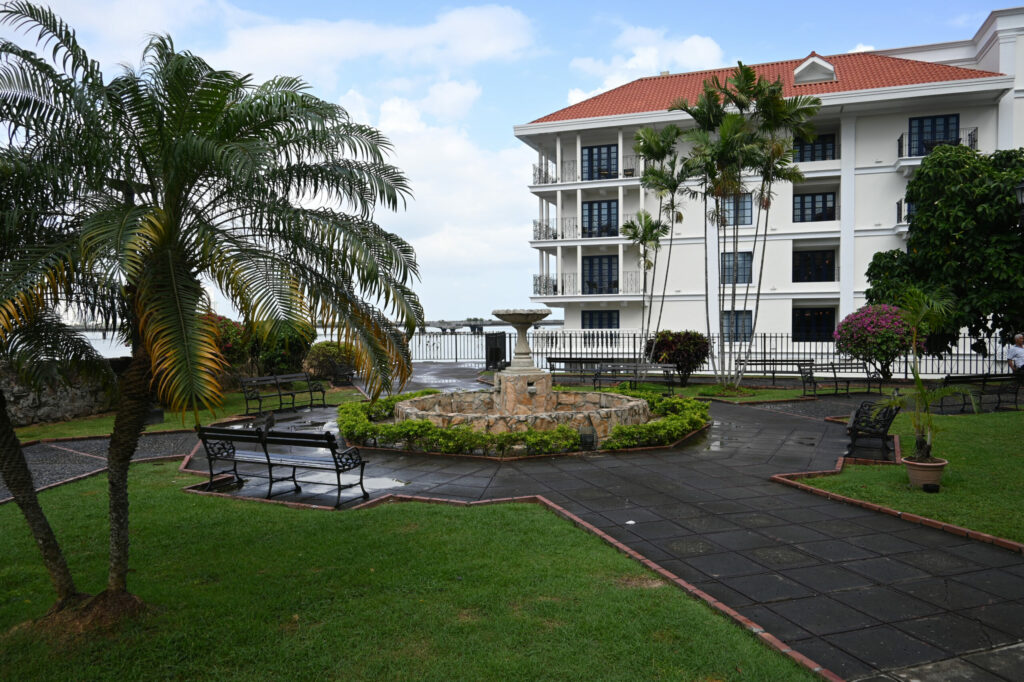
[0,3,423,607]
[632,125,681,339]
[621,209,668,343]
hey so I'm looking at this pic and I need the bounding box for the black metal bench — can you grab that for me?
[196,425,368,506]
[846,400,900,453]
[593,362,676,392]
[800,361,882,397]
[241,372,327,415]
[546,356,605,383]
[736,358,813,385]
[940,373,1021,412]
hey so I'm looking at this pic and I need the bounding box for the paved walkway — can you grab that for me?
[7,362,1024,680]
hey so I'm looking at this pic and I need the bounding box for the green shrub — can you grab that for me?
[336,391,581,456]
[303,340,357,380]
[250,323,315,375]
[644,330,711,386]
[601,403,709,450]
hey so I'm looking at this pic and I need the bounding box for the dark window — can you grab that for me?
[793,192,836,222]
[721,251,753,284]
[794,134,836,162]
[582,200,618,238]
[582,255,618,294]
[581,310,619,329]
[792,307,836,342]
[722,311,752,342]
[897,200,916,223]
[792,249,836,282]
[722,193,752,226]
[908,114,959,156]
[581,144,618,181]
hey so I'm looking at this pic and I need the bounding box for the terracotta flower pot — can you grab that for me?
[904,458,947,489]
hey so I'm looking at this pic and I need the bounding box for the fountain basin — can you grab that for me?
[394,389,650,441]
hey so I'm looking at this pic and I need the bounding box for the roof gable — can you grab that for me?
[793,53,836,84]
[531,52,1003,124]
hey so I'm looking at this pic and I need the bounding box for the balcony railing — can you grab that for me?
[530,157,645,184]
[532,214,638,240]
[897,127,978,158]
[533,270,643,296]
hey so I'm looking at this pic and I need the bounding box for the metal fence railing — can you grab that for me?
[407,331,1013,379]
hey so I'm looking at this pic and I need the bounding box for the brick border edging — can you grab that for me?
[345,493,842,681]
[771,434,1024,555]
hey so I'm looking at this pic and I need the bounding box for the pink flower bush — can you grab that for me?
[834,304,913,379]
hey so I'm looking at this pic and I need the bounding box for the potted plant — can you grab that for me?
[881,287,974,489]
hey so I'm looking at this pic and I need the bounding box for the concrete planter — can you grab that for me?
[904,457,947,489]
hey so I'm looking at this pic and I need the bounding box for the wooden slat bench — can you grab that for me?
[593,362,677,392]
[736,358,813,385]
[196,425,368,506]
[546,356,606,383]
[800,361,883,397]
[939,373,1021,412]
[241,372,327,415]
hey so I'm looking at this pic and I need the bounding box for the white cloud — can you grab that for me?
[369,101,537,318]
[205,5,533,89]
[848,43,875,53]
[567,26,726,104]
[419,80,482,122]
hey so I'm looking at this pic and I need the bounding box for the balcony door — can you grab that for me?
[582,255,618,295]
[582,200,618,238]
[581,144,617,181]
[909,114,959,156]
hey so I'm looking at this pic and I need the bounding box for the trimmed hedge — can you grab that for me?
[338,388,709,456]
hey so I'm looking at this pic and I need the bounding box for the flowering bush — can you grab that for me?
[833,304,913,379]
[200,313,250,367]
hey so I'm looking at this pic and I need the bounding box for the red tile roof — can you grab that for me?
[531,52,1003,124]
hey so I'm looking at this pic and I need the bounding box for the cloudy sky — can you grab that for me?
[9,0,997,322]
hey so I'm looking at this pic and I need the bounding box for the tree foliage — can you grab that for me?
[866,145,1024,349]
[644,330,711,385]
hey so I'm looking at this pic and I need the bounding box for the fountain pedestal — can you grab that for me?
[492,309,552,414]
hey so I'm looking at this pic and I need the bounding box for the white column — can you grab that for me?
[538,250,544,277]
[576,247,582,296]
[618,242,625,294]
[555,135,562,181]
[556,190,563,238]
[617,129,623,178]
[576,133,581,182]
[576,188,582,239]
[840,114,856,318]
[618,185,624,230]
[556,245,563,291]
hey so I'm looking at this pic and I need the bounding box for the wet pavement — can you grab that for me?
[9,362,1024,681]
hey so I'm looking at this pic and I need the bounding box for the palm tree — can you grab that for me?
[632,125,681,339]
[621,209,668,344]
[0,3,423,608]
[0,313,113,609]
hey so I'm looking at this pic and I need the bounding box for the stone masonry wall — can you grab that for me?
[0,369,114,427]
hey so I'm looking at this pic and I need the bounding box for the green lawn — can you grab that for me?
[806,410,1024,543]
[14,387,365,442]
[0,465,814,681]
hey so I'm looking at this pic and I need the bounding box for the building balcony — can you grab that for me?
[897,128,978,159]
[530,156,643,185]
[531,214,636,241]
[532,270,644,297]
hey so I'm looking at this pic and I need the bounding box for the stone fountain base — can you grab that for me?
[394,372,650,441]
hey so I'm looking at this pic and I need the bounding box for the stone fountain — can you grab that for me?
[392,308,650,443]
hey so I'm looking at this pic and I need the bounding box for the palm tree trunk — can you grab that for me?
[652,197,676,357]
[105,344,151,594]
[738,179,769,384]
[0,390,83,608]
[702,191,716,377]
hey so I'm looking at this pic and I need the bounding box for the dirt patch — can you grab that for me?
[456,609,480,623]
[616,575,666,589]
[19,591,145,641]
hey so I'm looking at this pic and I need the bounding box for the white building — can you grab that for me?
[514,8,1024,344]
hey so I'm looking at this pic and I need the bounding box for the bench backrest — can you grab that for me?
[852,401,899,431]
[264,429,361,467]
[196,425,265,459]
[275,372,311,384]
[241,376,278,387]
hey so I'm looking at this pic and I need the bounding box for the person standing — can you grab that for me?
[1008,334,1024,374]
